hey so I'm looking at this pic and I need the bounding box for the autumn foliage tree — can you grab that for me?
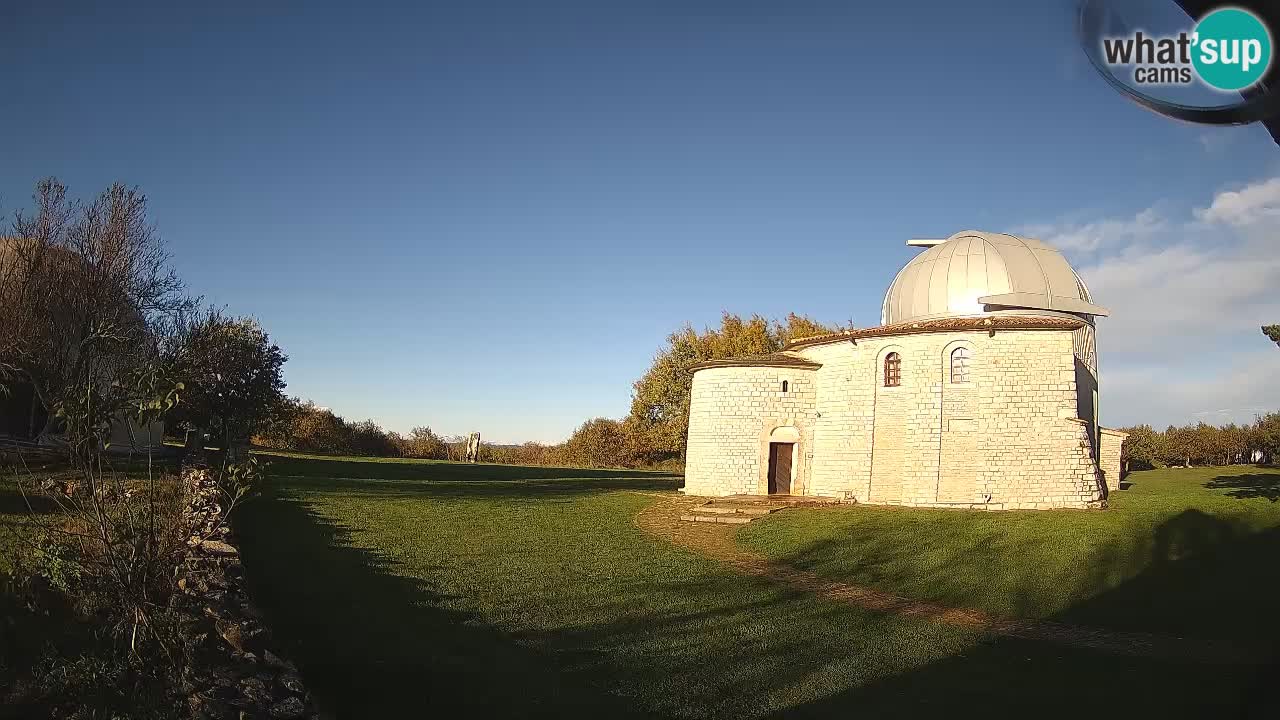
[626,312,841,464]
[561,417,633,468]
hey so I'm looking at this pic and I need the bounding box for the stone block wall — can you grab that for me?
[1099,427,1128,494]
[684,326,1108,509]
[684,366,817,496]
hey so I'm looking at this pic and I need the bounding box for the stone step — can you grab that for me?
[695,505,777,516]
[679,513,754,525]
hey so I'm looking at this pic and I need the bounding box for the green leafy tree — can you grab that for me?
[1255,412,1280,464]
[1264,325,1280,348]
[1118,424,1160,472]
[167,310,287,452]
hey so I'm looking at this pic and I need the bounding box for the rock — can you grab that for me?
[278,672,305,695]
[217,620,246,652]
[262,649,289,669]
[201,540,239,556]
[190,692,237,719]
[212,667,240,689]
[239,675,271,705]
[268,696,306,719]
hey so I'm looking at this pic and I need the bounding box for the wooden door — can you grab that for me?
[768,442,794,495]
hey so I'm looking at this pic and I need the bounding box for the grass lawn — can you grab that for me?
[235,453,1278,718]
[739,466,1280,639]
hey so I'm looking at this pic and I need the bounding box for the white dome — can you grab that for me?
[880,231,1108,326]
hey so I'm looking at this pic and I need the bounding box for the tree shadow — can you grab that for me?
[258,451,680,485]
[1205,472,1280,502]
[269,474,682,504]
[0,484,57,516]
[254,453,683,502]
[777,510,1280,718]
[236,485,977,719]
[235,490,652,718]
[236,477,1280,719]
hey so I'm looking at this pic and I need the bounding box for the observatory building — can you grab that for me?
[682,231,1126,509]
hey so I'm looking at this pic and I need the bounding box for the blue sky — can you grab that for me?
[3,1,1278,442]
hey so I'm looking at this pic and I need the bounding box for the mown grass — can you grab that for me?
[739,466,1280,638]
[234,455,1277,718]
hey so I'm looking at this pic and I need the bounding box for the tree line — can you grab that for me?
[1119,414,1280,473]
[249,312,843,469]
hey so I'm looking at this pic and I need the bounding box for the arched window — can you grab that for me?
[950,347,971,383]
[883,352,901,387]
[781,380,789,393]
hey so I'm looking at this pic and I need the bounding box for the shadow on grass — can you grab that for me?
[236,470,1280,719]
[777,512,1280,718]
[268,474,682,504]
[236,491,651,718]
[1206,472,1280,502]
[256,453,682,501]
[0,485,56,516]
[258,451,680,485]
[772,507,1280,638]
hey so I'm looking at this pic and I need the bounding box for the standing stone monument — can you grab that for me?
[465,432,480,463]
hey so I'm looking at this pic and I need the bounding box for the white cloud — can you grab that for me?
[1082,240,1280,354]
[1028,175,1280,428]
[1104,352,1280,428]
[1017,207,1165,253]
[1193,176,1280,227]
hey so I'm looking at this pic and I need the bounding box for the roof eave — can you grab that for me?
[783,315,1087,351]
[689,357,823,372]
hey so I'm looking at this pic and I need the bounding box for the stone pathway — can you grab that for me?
[633,493,1257,665]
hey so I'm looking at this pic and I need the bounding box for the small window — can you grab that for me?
[883,352,901,387]
[950,347,971,384]
[781,380,789,393]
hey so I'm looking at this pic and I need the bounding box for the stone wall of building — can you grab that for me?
[684,366,817,496]
[1099,426,1128,494]
[684,326,1107,509]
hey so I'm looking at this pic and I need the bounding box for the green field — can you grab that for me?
[233,453,1280,718]
[740,466,1280,638]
